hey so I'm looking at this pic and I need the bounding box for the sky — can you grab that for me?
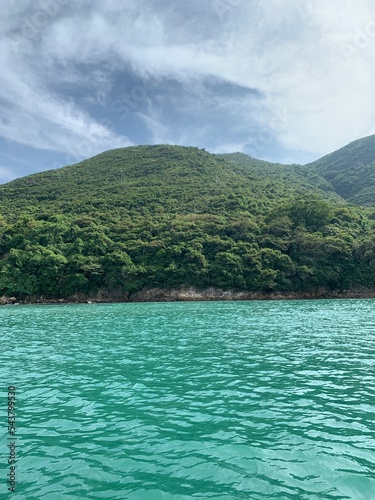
[1,0,375,183]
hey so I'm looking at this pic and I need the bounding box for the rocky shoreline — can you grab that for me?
[1,286,375,306]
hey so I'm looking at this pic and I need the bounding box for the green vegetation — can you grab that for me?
[307,134,375,205]
[1,142,375,299]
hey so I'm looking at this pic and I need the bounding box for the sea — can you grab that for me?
[1,299,375,499]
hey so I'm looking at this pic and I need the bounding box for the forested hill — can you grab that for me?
[0,145,341,219]
[1,142,375,301]
[306,134,375,205]
[219,152,336,198]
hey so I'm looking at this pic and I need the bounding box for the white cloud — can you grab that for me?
[1,0,375,165]
[0,4,133,160]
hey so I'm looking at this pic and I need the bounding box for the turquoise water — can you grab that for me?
[1,299,375,499]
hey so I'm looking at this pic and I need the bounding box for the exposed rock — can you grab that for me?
[128,287,375,302]
[1,287,375,306]
[0,296,19,304]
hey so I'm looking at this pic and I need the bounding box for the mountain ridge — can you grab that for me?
[3,134,375,207]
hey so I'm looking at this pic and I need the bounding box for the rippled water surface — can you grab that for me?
[1,299,375,499]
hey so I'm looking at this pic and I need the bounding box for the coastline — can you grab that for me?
[1,286,375,305]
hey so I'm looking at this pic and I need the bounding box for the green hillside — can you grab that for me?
[219,152,337,199]
[307,134,375,205]
[0,145,340,219]
[0,144,375,300]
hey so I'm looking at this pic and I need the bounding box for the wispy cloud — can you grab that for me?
[1,0,375,172]
[0,4,132,162]
[0,166,16,184]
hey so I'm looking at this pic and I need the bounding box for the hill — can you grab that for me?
[0,145,341,219]
[219,152,337,198]
[0,144,375,301]
[307,134,375,206]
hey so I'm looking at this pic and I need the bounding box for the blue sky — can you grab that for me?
[1,0,375,183]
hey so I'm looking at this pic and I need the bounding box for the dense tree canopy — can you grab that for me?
[0,144,375,299]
